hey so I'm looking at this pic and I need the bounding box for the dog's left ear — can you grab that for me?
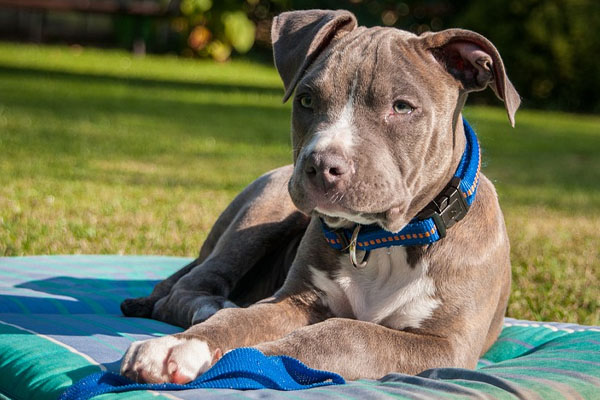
[422,29,520,127]
[271,10,358,102]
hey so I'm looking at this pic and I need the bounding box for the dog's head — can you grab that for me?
[272,10,519,232]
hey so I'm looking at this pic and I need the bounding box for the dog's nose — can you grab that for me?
[304,151,353,192]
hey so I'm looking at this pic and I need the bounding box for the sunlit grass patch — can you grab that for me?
[1,42,598,325]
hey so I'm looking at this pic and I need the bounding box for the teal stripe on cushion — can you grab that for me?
[0,255,191,315]
[301,388,360,399]
[361,377,472,399]
[353,381,434,400]
[4,297,30,314]
[437,380,523,400]
[16,276,109,314]
[493,364,600,384]
[2,256,599,400]
[46,297,71,315]
[495,374,584,400]
[0,313,183,374]
[520,356,600,367]
[478,330,600,400]
[94,392,182,400]
[0,320,175,400]
[487,354,600,373]
[0,321,102,400]
[480,325,571,364]
[494,337,535,349]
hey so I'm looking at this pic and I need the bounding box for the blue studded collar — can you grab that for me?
[321,118,481,267]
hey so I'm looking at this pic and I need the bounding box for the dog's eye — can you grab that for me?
[298,95,313,109]
[392,101,413,115]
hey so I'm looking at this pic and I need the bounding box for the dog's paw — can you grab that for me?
[120,335,222,384]
[120,296,156,318]
[151,292,238,327]
[190,296,238,324]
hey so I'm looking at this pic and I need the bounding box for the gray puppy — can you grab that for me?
[120,9,519,383]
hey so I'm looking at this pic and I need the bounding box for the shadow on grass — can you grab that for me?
[1,66,292,156]
[474,117,600,214]
[1,64,598,214]
[0,65,285,97]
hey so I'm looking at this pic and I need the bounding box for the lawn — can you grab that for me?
[0,42,598,325]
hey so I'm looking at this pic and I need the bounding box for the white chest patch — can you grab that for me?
[310,247,440,330]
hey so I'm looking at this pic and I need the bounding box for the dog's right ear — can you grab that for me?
[421,29,520,127]
[271,10,357,102]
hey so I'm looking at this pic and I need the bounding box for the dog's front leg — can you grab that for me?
[120,295,324,384]
[255,318,467,380]
[122,165,309,328]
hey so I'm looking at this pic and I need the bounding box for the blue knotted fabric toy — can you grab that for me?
[59,347,345,400]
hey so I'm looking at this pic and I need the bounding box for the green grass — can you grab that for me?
[0,42,598,325]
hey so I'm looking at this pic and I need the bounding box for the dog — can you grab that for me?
[120,9,520,383]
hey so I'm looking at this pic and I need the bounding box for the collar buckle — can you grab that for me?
[333,229,350,250]
[333,226,370,268]
[417,177,469,239]
[349,225,370,268]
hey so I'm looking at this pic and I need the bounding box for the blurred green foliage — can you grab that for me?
[2,0,596,111]
[181,0,598,112]
[455,0,600,112]
[175,0,257,61]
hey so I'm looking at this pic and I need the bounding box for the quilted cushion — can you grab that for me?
[1,256,599,399]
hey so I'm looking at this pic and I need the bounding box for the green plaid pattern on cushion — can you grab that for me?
[1,256,599,399]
